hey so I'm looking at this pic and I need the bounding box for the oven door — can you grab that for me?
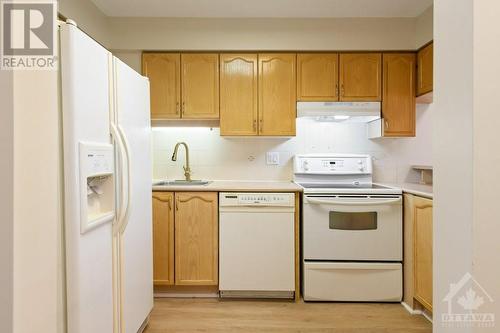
[303,194,402,261]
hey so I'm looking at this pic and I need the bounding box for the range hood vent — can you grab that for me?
[297,102,381,123]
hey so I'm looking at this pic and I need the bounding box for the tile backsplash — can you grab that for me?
[152,105,432,183]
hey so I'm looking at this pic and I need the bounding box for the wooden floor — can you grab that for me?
[144,298,432,333]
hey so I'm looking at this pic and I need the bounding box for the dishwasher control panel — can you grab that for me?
[219,193,295,207]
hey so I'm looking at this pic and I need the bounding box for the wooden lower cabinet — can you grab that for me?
[152,192,175,285]
[175,192,219,285]
[152,191,218,287]
[403,193,433,313]
[413,195,433,311]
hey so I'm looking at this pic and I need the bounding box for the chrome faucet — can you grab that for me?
[171,142,192,182]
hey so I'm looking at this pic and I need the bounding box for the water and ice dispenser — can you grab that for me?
[79,142,115,234]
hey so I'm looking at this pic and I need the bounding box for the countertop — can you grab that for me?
[379,182,433,199]
[153,180,303,192]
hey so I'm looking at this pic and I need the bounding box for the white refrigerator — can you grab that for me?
[60,22,153,333]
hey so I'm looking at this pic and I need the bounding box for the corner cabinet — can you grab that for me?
[382,53,416,137]
[175,192,219,285]
[417,42,433,96]
[258,54,297,136]
[142,53,181,120]
[403,193,433,313]
[152,192,175,285]
[152,191,218,287]
[339,53,382,101]
[297,53,339,101]
[219,54,259,136]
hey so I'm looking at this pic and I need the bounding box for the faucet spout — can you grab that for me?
[171,142,192,181]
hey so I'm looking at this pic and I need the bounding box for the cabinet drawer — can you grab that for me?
[303,262,402,302]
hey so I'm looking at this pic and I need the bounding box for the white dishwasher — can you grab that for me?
[219,192,295,299]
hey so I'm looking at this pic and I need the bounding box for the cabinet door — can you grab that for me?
[258,53,296,136]
[382,53,416,137]
[181,54,219,119]
[297,53,339,101]
[417,42,433,96]
[413,196,433,312]
[152,192,175,286]
[220,54,258,136]
[339,53,381,101]
[175,192,218,285]
[142,53,181,119]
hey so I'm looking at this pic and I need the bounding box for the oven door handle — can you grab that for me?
[305,197,401,206]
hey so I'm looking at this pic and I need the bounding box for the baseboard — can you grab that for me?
[154,285,219,298]
[401,302,433,323]
[401,301,423,315]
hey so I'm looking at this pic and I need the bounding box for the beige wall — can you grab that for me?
[59,0,110,47]
[0,69,14,333]
[416,5,433,48]
[472,0,500,330]
[434,0,474,331]
[109,17,417,51]
[12,70,64,333]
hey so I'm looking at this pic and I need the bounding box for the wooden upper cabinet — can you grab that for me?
[142,53,181,119]
[174,192,218,286]
[382,53,416,137]
[413,196,433,312]
[417,42,433,96]
[258,54,296,136]
[220,54,258,136]
[339,53,382,101]
[152,192,175,286]
[297,53,339,101]
[181,54,219,119]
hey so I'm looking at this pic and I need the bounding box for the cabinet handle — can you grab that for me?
[259,119,263,133]
[168,198,172,210]
[341,83,345,96]
[384,119,389,129]
[176,102,180,115]
[181,102,185,115]
[175,198,179,211]
[335,83,339,97]
[253,119,257,132]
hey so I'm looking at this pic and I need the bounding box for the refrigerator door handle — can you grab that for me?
[117,125,132,234]
[111,124,130,235]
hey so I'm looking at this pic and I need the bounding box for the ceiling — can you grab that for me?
[91,0,433,18]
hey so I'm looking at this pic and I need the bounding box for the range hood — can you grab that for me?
[297,102,381,123]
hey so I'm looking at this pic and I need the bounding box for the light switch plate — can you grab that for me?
[266,152,280,165]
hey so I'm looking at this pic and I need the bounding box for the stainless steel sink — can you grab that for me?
[153,180,212,186]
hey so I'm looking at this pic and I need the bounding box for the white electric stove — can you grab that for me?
[294,154,403,302]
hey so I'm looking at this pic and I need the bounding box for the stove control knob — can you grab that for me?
[302,161,309,171]
[357,160,363,164]
[358,166,364,171]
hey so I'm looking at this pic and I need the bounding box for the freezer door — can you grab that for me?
[112,57,153,333]
[60,24,114,333]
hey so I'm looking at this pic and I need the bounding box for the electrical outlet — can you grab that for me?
[266,152,280,165]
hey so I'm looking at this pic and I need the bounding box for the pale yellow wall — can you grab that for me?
[472,0,500,328]
[12,70,64,333]
[415,5,433,48]
[59,0,110,47]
